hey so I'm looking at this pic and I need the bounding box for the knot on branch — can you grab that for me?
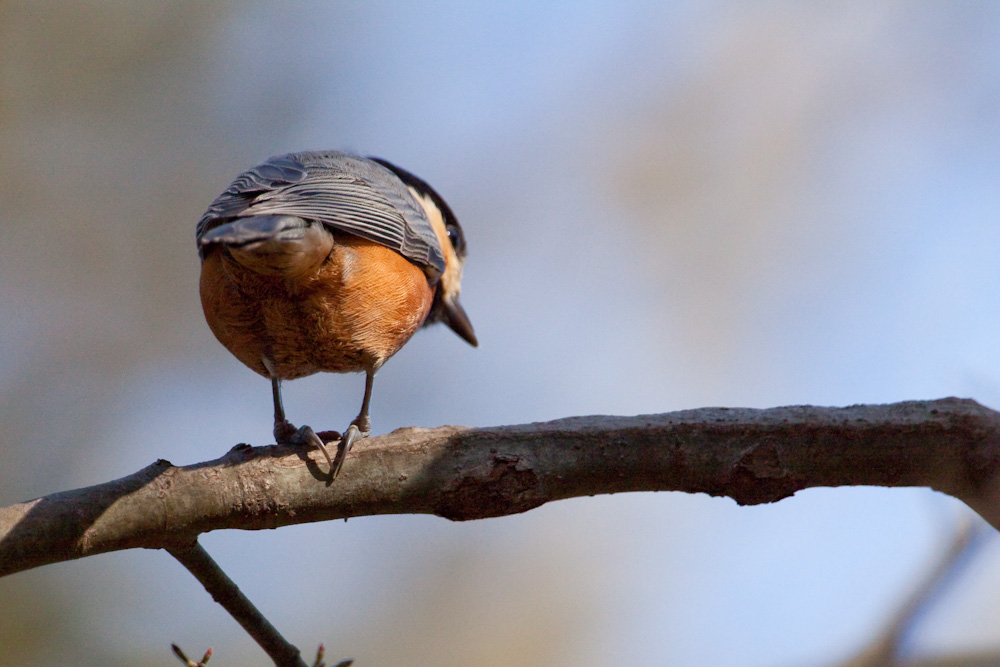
[435,453,543,521]
[728,440,799,506]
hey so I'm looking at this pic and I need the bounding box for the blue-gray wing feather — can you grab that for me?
[196,151,444,276]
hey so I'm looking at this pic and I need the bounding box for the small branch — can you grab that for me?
[3,398,1000,578]
[172,644,213,666]
[837,520,986,666]
[167,540,309,667]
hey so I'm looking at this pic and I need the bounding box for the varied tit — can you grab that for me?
[196,151,477,478]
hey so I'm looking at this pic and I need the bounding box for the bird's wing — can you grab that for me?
[196,151,445,276]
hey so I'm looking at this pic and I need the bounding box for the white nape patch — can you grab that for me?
[408,186,463,302]
[338,243,360,282]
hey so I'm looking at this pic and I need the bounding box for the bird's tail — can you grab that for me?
[199,215,333,278]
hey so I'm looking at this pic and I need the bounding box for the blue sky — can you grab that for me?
[2,3,1000,665]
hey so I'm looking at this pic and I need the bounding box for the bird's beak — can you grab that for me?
[443,297,478,347]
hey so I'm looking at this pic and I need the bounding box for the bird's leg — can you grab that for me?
[330,369,375,478]
[353,368,375,435]
[270,374,336,474]
[271,373,291,436]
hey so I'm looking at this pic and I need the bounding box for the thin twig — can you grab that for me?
[167,540,310,667]
[172,644,212,666]
[837,520,987,666]
[313,642,355,667]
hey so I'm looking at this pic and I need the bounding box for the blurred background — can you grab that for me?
[2,2,1000,666]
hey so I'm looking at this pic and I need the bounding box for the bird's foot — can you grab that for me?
[274,420,337,475]
[330,425,365,480]
[315,429,342,442]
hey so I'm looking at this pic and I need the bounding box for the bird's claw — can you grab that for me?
[330,425,362,480]
[274,419,364,480]
[275,421,336,475]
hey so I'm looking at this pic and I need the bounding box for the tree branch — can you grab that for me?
[838,519,987,666]
[167,540,310,667]
[3,397,1000,578]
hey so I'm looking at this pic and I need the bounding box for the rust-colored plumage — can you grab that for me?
[197,151,476,478]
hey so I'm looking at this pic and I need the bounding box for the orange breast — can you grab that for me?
[200,236,434,380]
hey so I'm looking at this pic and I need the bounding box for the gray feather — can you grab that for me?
[196,151,445,277]
[199,215,309,247]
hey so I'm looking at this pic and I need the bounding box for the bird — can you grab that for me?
[196,151,477,478]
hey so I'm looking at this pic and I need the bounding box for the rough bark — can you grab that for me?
[3,397,1000,578]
